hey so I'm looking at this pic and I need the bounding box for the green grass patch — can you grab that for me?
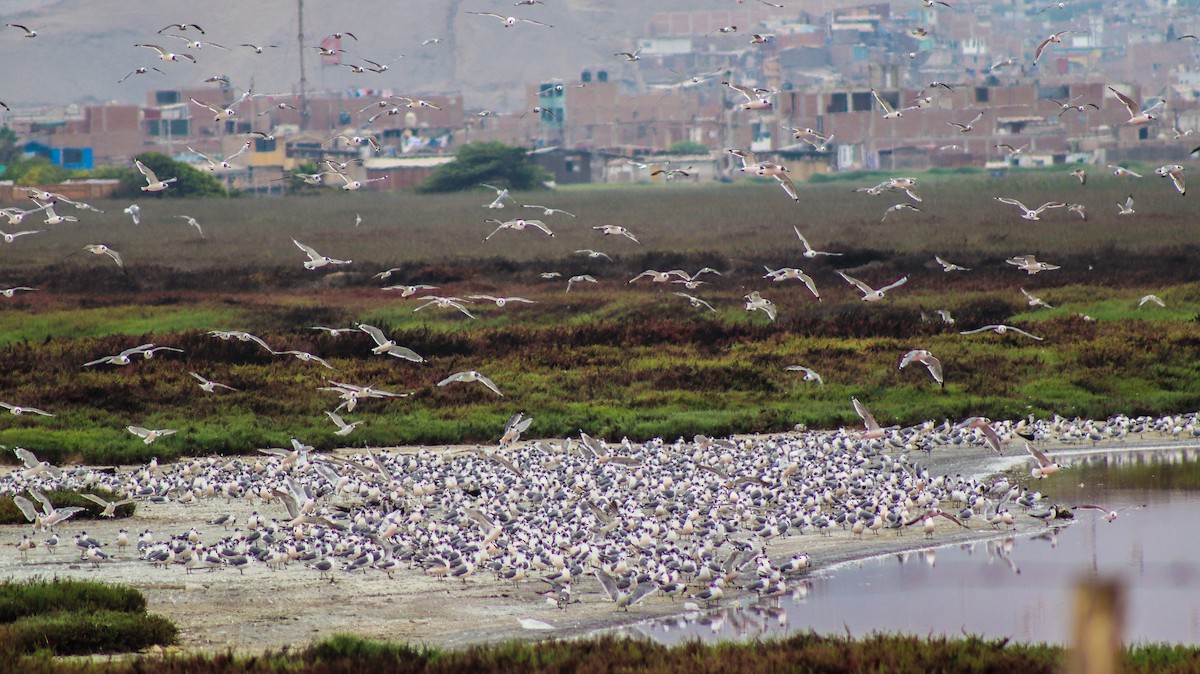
[0,578,146,623]
[13,632,1200,673]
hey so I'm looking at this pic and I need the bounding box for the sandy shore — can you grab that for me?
[0,437,1054,653]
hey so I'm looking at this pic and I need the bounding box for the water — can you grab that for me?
[625,447,1200,645]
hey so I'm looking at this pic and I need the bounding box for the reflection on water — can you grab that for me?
[624,446,1200,645]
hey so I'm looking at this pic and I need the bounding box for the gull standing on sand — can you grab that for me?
[785,365,824,388]
[899,350,944,388]
[960,324,1045,341]
[293,240,351,269]
[438,370,503,396]
[190,372,238,392]
[836,271,908,302]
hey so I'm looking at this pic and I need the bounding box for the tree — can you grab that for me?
[110,152,227,199]
[3,156,75,185]
[669,140,710,154]
[415,141,550,193]
[0,127,21,167]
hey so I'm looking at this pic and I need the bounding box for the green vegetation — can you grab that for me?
[109,152,227,199]
[8,632,1200,673]
[415,141,550,193]
[0,579,175,656]
[0,172,1192,461]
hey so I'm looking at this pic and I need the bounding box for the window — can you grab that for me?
[155,90,180,105]
[254,138,276,152]
[852,91,877,112]
[1037,85,1069,100]
[975,87,989,103]
[826,92,848,113]
[62,148,84,165]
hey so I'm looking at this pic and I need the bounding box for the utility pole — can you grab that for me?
[297,0,309,129]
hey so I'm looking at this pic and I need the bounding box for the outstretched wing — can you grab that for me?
[292,239,320,259]
[134,160,159,183]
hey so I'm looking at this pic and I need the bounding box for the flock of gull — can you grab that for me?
[1,406,1181,620]
[0,4,1194,635]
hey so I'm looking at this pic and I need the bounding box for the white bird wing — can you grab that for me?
[852,397,880,430]
[13,495,39,521]
[127,425,151,438]
[476,373,503,396]
[135,160,159,183]
[437,372,467,387]
[1107,86,1140,117]
[1024,441,1051,467]
[79,492,113,508]
[292,239,321,260]
[325,410,348,429]
[879,276,909,293]
[836,271,874,295]
[357,323,387,346]
[793,226,813,251]
[995,197,1029,211]
[14,446,39,468]
[29,489,53,514]
[723,81,757,102]
[1008,326,1045,341]
[870,88,895,114]
[593,569,620,601]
